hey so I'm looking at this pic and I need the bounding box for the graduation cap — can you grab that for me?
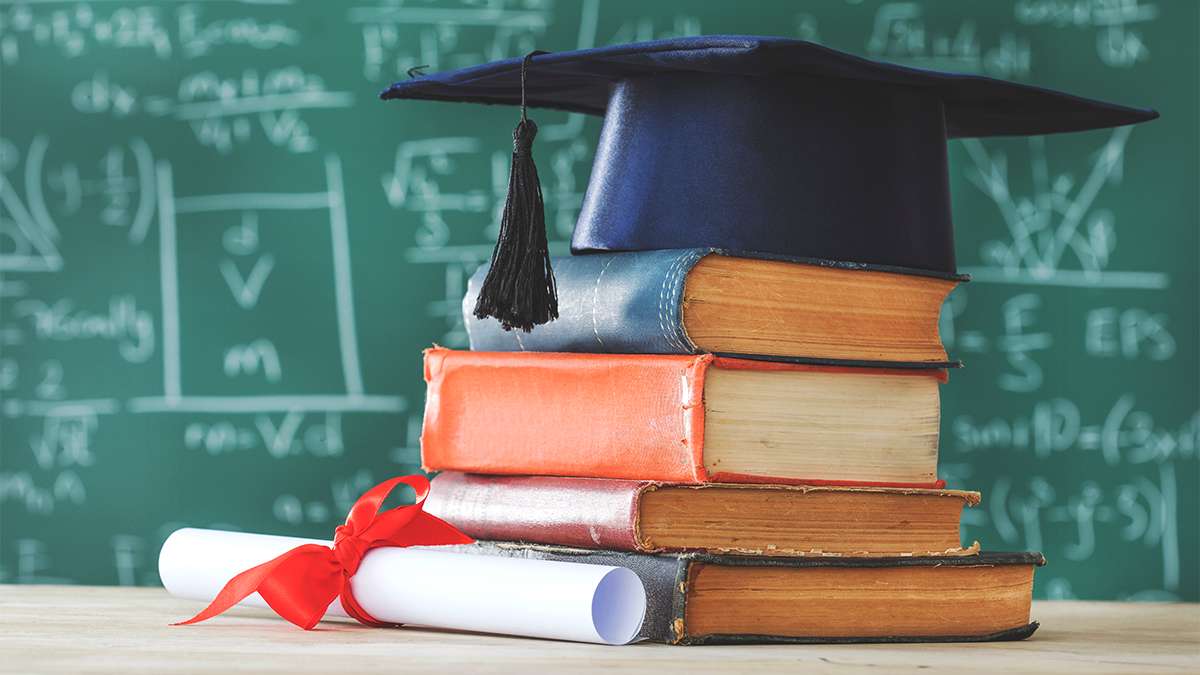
[382,36,1157,331]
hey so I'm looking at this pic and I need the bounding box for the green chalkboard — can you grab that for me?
[1,0,1196,600]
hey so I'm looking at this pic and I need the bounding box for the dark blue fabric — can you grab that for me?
[383,36,1157,273]
[570,72,961,272]
[382,35,1157,138]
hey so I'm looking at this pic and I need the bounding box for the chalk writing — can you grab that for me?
[15,296,154,363]
[952,397,1197,465]
[1084,307,1175,360]
[1014,0,1156,67]
[0,2,300,66]
[184,412,344,459]
[867,2,1031,78]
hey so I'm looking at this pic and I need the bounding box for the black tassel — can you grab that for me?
[473,52,558,332]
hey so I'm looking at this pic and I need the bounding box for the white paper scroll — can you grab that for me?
[159,528,646,645]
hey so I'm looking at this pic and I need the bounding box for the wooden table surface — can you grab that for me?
[1,586,1197,674]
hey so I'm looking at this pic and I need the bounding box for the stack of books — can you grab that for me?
[420,249,1043,645]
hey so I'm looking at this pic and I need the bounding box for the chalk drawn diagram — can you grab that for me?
[0,137,64,273]
[126,154,404,415]
[2,133,160,278]
[958,127,1168,290]
[1,152,405,522]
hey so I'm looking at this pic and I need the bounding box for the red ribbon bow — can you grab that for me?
[175,475,473,630]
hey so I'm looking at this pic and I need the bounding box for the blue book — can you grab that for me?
[463,249,964,368]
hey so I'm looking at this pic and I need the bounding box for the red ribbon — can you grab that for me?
[174,475,473,630]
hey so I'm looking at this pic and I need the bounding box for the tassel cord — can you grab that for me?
[472,51,558,331]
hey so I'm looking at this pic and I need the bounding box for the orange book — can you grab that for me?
[421,348,947,486]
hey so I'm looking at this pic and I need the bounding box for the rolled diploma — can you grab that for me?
[159,528,645,645]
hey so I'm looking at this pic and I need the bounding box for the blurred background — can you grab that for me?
[0,0,1195,600]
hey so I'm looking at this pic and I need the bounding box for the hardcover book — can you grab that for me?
[426,473,978,557]
[445,542,1044,645]
[421,348,945,486]
[462,249,962,367]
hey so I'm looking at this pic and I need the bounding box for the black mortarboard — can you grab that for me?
[382,36,1157,330]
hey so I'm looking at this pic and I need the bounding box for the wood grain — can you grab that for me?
[1,586,1197,674]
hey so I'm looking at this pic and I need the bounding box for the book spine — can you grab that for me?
[425,473,647,551]
[463,248,706,354]
[421,348,711,482]
[446,541,686,644]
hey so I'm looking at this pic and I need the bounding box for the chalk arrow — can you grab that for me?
[219,254,275,309]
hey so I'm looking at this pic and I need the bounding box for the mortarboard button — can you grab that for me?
[382,35,1158,327]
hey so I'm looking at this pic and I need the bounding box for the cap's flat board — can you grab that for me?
[382,35,1158,137]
